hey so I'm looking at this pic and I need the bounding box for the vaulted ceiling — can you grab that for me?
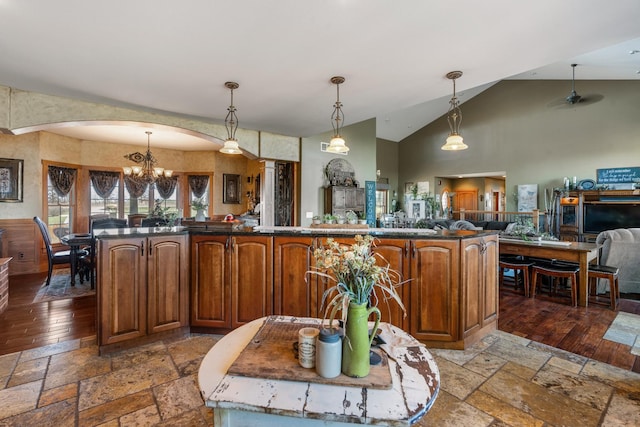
[1,1,639,150]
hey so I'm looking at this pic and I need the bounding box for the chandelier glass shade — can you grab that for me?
[441,71,468,151]
[123,131,172,184]
[327,76,349,154]
[220,81,242,155]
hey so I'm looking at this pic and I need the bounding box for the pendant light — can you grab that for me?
[441,71,468,151]
[327,76,349,154]
[220,81,242,155]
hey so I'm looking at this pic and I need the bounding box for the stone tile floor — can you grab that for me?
[0,330,639,426]
[603,312,640,356]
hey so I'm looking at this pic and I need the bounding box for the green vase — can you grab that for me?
[342,302,381,378]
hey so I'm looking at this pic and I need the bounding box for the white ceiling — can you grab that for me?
[1,0,639,150]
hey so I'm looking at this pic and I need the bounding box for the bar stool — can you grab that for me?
[588,264,620,310]
[531,261,579,306]
[499,256,534,297]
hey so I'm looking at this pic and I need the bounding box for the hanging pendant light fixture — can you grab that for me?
[123,131,172,184]
[441,71,468,151]
[327,76,349,154]
[220,81,242,155]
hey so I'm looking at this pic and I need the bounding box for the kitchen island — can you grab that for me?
[96,225,498,352]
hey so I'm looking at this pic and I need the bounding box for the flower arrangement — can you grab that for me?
[307,235,407,323]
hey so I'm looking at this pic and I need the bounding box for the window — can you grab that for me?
[47,175,75,244]
[375,190,388,219]
[90,181,120,218]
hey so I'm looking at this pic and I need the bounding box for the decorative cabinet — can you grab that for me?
[324,186,365,218]
[98,234,188,347]
[191,235,273,330]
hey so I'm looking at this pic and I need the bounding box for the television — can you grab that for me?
[583,204,640,234]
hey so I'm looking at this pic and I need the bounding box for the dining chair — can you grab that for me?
[33,216,87,287]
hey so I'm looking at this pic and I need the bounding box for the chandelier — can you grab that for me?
[220,81,242,155]
[441,70,468,151]
[123,131,172,184]
[327,76,349,154]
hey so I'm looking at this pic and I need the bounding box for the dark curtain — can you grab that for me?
[48,166,77,197]
[124,175,148,198]
[188,175,209,198]
[156,176,178,199]
[89,171,119,199]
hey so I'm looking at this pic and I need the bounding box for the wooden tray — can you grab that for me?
[227,317,392,389]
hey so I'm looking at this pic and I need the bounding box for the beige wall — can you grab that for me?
[0,131,253,219]
[398,80,640,211]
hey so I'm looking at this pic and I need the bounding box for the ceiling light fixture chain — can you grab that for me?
[326,76,349,154]
[123,131,172,184]
[220,81,242,155]
[441,70,468,151]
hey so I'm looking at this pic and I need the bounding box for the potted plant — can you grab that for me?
[358,211,368,225]
[191,197,208,222]
[346,210,358,225]
[312,215,322,225]
[306,235,407,377]
[335,214,345,224]
[323,213,335,224]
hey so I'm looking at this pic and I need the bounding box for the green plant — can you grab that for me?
[323,213,335,222]
[191,197,208,211]
[306,235,407,324]
[150,199,178,226]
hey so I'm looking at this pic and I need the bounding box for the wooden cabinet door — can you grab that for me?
[98,238,147,345]
[190,235,231,328]
[461,235,499,338]
[147,235,188,334]
[410,239,459,342]
[481,235,499,327]
[274,236,318,318]
[372,238,410,330]
[230,235,273,328]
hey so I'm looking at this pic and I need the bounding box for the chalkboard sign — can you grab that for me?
[596,167,640,184]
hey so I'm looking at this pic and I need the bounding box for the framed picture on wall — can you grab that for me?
[223,174,241,204]
[407,200,426,219]
[0,158,24,202]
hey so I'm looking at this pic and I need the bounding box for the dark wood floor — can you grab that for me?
[1,272,639,373]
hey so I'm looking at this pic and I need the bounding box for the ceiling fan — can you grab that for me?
[548,64,604,108]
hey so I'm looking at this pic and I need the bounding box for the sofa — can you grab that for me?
[416,219,513,231]
[596,228,640,294]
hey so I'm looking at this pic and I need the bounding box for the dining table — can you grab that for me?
[60,233,94,286]
[499,237,599,307]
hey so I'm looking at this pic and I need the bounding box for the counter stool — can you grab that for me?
[531,261,579,306]
[499,256,534,297]
[588,264,619,310]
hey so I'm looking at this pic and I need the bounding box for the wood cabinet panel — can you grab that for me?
[410,239,459,342]
[98,238,147,345]
[147,235,188,334]
[324,187,365,218]
[231,235,273,328]
[372,238,410,330]
[190,235,230,328]
[274,236,318,318]
[0,219,39,275]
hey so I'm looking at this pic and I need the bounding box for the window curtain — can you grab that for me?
[188,175,209,198]
[124,175,148,198]
[89,171,119,199]
[155,176,178,199]
[48,166,77,197]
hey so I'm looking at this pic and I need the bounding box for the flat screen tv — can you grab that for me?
[583,204,640,234]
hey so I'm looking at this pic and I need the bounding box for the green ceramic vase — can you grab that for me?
[341,302,381,378]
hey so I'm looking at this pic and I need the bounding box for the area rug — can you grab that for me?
[32,268,95,303]
[603,311,640,356]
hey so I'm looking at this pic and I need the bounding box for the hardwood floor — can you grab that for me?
[0,271,96,356]
[1,272,639,374]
